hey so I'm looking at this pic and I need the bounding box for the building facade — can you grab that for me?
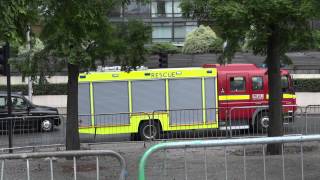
[110,0,198,43]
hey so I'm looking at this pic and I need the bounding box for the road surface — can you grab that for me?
[0,113,319,150]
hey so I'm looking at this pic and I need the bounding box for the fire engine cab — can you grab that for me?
[203,64,296,130]
[77,64,296,140]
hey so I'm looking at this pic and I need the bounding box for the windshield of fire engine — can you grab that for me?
[281,76,290,93]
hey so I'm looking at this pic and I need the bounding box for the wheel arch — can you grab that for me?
[252,107,269,126]
[138,119,163,131]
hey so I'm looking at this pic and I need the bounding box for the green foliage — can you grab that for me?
[293,79,320,92]
[10,38,48,81]
[0,0,40,45]
[112,20,152,70]
[39,1,151,71]
[6,0,151,78]
[280,30,320,51]
[182,25,223,54]
[149,43,179,55]
[181,0,320,58]
[40,0,118,67]
[314,30,320,50]
[0,84,67,95]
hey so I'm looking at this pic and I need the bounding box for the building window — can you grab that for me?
[152,23,172,41]
[230,77,246,92]
[174,26,185,39]
[173,1,182,17]
[152,0,182,18]
[252,76,263,90]
[125,1,150,17]
[157,1,166,16]
[152,1,167,17]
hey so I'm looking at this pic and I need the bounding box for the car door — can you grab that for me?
[218,73,228,121]
[11,96,30,130]
[0,96,7,129]
[250,75,267,106]
[225,73,251,122]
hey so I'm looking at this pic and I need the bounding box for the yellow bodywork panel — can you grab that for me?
[79,68,217,82]
[79,111,219,134]
[78,67,219,135]
[219,95,250,101]
[80,113,153,135]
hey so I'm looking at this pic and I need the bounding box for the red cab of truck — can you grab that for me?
[203,64,297,130]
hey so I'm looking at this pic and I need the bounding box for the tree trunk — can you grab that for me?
[266,25,283,155]
[66,63,80,150]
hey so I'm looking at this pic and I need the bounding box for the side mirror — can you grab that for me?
[289,87,295,94]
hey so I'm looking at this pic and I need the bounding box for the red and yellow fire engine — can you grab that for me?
[78,64,296,140]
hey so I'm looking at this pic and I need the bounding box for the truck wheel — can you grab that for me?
[39,119,53,132]
[139,121,160,141]
[255,112,269,132]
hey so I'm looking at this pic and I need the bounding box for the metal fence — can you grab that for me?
[0,150,127,180]
[79,112,152,143]
[149,108,227,140]
[227,105,299,137]
[0,114,66,150]
[143,105,320,140]
[1,105,320,151]
[138,135,320,180]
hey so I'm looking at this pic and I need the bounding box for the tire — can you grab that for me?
[39,119,54,132]
[139,121,160,141]
[255,111,269,132]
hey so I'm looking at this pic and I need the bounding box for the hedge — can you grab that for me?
[293,79,320,92]
[0,79,319,95]
[0,84,67,95]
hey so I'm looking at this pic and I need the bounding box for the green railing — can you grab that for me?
[138,135,320,180]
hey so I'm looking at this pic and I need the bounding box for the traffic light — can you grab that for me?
[159,53,168,68]
[0,44,8,76]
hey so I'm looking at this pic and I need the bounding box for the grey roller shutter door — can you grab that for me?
[78,83,92,127]
[93,81,129,126]
[205,78,217,123]
[132,80,166,112]
[169,78,203,125]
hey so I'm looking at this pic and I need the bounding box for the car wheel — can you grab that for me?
[139,121,160,141]
[39,119,53,132]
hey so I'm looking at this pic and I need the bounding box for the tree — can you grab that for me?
[0,0,40,45]
[37,0,111,150]
[149,43,179,68]
[11,38,55,84]
[39,0,151,150]
[181,0,320,154]
[112,20,152,70]
[182,25,223,64]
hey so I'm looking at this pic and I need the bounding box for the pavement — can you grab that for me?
[1,140,320,180]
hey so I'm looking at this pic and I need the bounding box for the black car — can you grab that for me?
[0,92,61,132]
